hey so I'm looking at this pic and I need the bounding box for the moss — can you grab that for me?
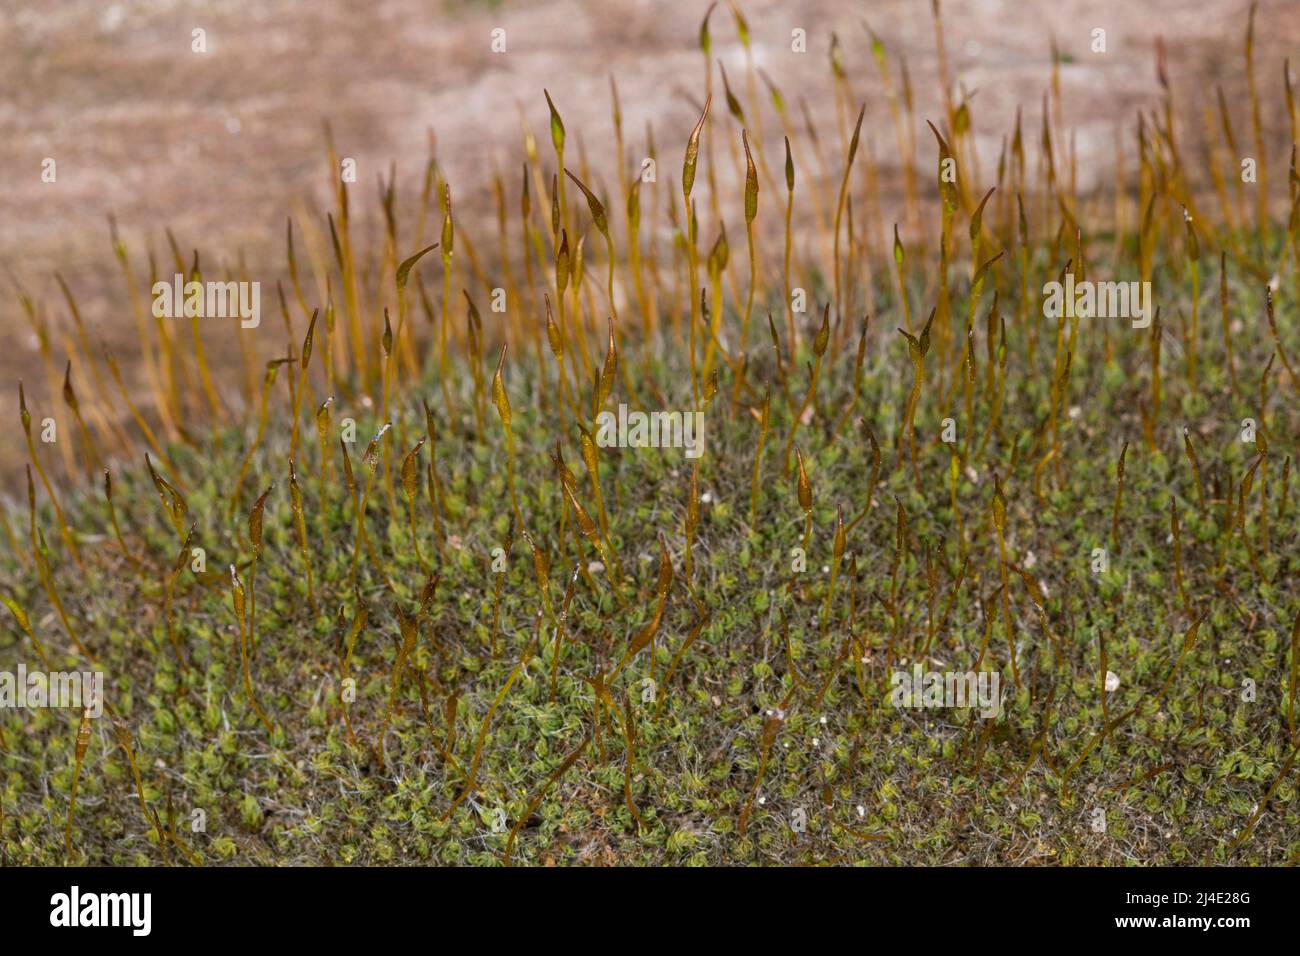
[3,56,1300,870]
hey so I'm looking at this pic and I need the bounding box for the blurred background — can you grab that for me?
[1,0,1296,466]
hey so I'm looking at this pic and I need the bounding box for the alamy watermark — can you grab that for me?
[0,664,103,718]
[595,403,704,458]
[890,663,1001,719]
[152,273,261,328]
[1042,275,1152,329]
[50,886,151,936]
